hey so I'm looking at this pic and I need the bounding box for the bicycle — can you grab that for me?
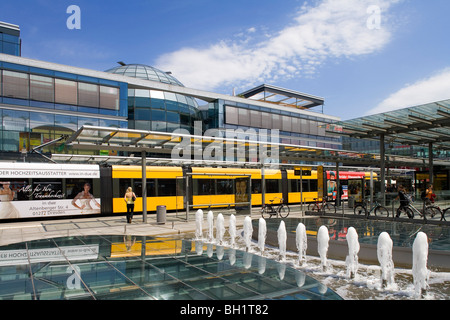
[307,197,336,214]
[261,197,290,219]
[395,197,442,220]
[441,207,450,221]
[354,198,389,218]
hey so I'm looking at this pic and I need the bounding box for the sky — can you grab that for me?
[1,0,449,120]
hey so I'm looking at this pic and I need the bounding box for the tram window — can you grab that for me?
[302,180,309,192]
[28,179,64,200]
[132,179,156,197]
[118,179,132,198]
[266,179,280,193]
[195,179,213,195]
[217,179,233,195]
[5,180,28,200]
[66,179,96,199]
[309,180,318,192]
[290,180,298,192]
[158,179,177,196]
[252,179,261,193]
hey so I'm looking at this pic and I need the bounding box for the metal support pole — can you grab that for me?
[429,142,434,185]
[336,162,340,207]
[380,134,386,206]
[261,163,266,209]
[142,151,147,223]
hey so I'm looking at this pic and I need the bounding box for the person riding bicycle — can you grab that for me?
[395,185,411,218]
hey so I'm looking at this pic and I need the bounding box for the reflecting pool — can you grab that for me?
[0,235,342,300]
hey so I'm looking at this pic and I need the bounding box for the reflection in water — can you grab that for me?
[0,234,341,300]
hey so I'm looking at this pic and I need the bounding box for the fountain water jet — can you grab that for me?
[195,209,203,240]
[207,211,214,242]
[377,232,395,288]
[258,218,267,254]
[412,231,429,298]
[243,216,253,252]
[296,223,307,266]
[216,213,225,245]
[345,227,360,279]
[317,225,329,271]
[229,214,236,247]
[278,220,287,261]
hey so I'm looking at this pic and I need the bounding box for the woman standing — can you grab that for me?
[124,187,137,223]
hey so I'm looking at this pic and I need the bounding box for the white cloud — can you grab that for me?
[155,0,400,91]
[367,68,450,115]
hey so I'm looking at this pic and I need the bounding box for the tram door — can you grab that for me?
[175,176,186,218]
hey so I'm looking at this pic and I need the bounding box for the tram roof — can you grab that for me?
[51,125,450,169]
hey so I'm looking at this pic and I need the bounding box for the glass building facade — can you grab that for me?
[0,61,128,158]
[0,22,21,56]
[203,99,340,150]
[0,20,340,161]
[106,64,202,134]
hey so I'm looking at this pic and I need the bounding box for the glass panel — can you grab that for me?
[2,70,29,99]
[150,90,164,99]
[150,98,165,109]
[225,106,238,125]
[261,112,271,128]
[134,89,150,97]
[164,92,178,102]
[166,111,179,124]
[151,109,165,121]
[99,86,119,110]
[55,79,77,105]
[135,108,151,120]
[238,108,250,126]
[78,82,99,108]
[29,75,54,103]
[3,109,29,131]
[282,115,292,131]
[310,120,318,135]
[250,110,262,128]
[55,114,78,132]
[30,112,54,130]
[291,117,300,132]
[272,114,282,130]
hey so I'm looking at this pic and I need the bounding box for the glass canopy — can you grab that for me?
[52,125,442,168]
[334,99,450,150]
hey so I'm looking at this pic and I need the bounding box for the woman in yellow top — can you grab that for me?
[124,187,137,223]
[425,184,436,204]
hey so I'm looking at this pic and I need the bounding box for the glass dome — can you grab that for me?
[105,64,184,87]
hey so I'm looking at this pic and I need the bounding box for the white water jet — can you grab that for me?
[216,213,225,245]
[377,232,395,288]
[258,256,266,274]
[258,218,267,254]
[194,240,203,256]
[195,209,203,240]
[207,211,214,242]
[216,245,224,260]
[296,222,307,266]
[278,220,287,261]
[412,231,429,298]
[243,216,253,251]
[229,214,237,247]
[317,225,329,271]
[345,227,360,279]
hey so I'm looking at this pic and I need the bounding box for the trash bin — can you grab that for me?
[156,205,166,224]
